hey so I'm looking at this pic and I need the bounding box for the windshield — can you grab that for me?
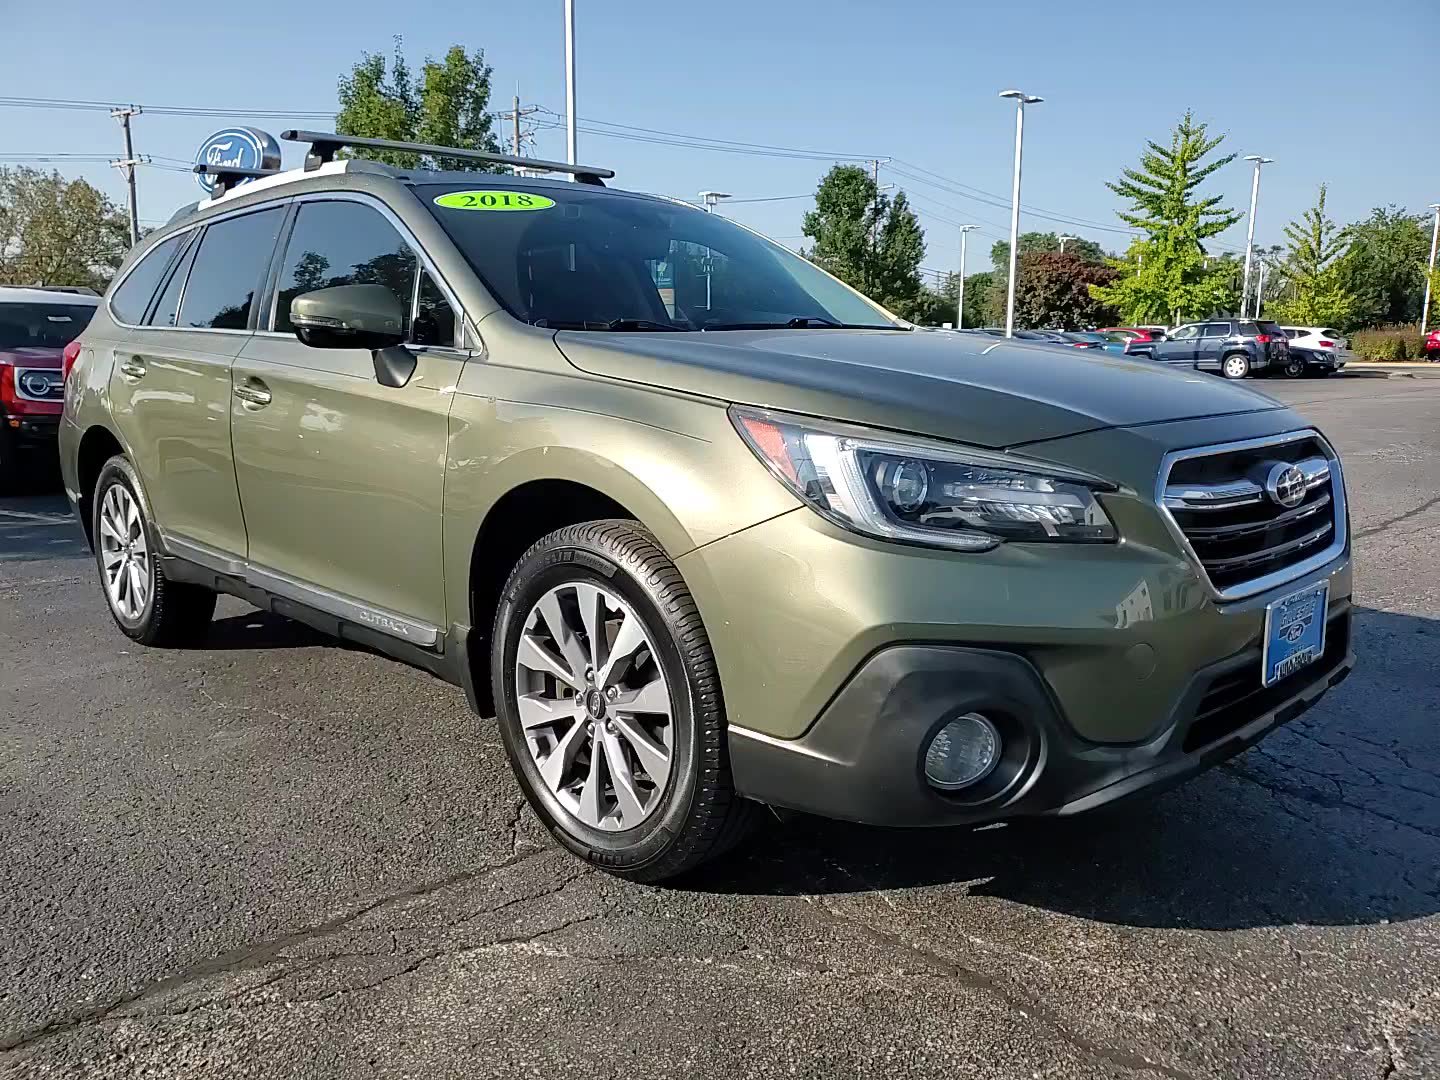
[417,184,899,331]
[0,302,97,350]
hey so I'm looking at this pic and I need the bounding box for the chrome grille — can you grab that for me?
[1158,431,1346,600]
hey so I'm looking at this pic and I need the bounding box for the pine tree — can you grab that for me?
[1267,185,1358,327]
[1090,111,1240,325]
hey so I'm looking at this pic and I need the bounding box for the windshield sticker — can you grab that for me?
[434,190,555,212]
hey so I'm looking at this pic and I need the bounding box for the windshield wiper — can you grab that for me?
[536,318,688,332]
[702,316,899,331]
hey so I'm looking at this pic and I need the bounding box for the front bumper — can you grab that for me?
[3,411,61,448]
[729,601,1353,826]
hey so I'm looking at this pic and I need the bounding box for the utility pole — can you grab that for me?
[110,105,142,246]
[863,158,891,293]
[564,0,578,167]
[1240,154,1273,318]
[510,94,539,163]
[956,224,979,329]
[1422,203,1440,337]
[999,89,1043,338]
[1058,233,1078,253]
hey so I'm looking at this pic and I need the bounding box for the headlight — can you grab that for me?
[731,406,1117,551]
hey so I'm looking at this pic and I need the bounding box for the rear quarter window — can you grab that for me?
[109,233,187,324]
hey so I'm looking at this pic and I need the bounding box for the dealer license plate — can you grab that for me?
[1262,580,1328,686]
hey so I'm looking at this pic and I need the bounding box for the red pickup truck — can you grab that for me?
[0,287,100,490]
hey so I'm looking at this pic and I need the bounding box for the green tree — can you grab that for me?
[1336,206,1429,327]
[336,38,502,170]
[1012,251,1119,329]
[1265,185,1358,327]
[962,271,997,328]
[0,167,129,290]
[1090,111,1240,324]
[802,165,927,318]
[991,231,1105,269]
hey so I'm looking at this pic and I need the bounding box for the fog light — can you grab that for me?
[924,713,1001,790]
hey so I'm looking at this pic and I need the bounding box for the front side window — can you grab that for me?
[419,183,897,331]
[109,233,186,324]
[273,200,418,336]
[178,208,286,330]
[1170,325,1199,341]
[0,302,98,349]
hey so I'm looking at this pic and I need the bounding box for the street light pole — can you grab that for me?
[999,89,1042,338]
[564,0,577,166]
[956,224,979,329]
[698,191,731,312]
[1240,155,1273,318]
[1422,203,1440,337]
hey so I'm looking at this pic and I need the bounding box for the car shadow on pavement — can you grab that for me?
[0,492,90,563]
[204,611,333,650]
[689,606,1439,932]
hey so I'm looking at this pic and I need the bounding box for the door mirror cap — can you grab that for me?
[290,284,406,350]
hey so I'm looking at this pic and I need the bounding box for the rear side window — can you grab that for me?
[1254,321,1283,336]
[1202,322,1233,336]
[178,208,286,330]
[272,200,417,335]
[144,233,199,328]
[1321,329,1341,340]
[109,233,186,324]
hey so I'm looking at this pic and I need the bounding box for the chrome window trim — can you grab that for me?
[1154,428,1348,603]
[161,532,440,647]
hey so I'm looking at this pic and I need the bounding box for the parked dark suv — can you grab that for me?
[1132,319,1288,379]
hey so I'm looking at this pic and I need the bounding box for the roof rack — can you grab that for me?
[280,130,614,186]
[193,162,284,196]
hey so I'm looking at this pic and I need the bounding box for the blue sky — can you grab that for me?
[4,0,1437,282]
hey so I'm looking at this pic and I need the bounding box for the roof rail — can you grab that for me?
[193,162,284,197]
[280,130,614,186]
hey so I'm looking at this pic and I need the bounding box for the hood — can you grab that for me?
[0,346,62,370]
[554,328,1283,448]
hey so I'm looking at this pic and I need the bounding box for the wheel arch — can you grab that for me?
[75,424,127,548]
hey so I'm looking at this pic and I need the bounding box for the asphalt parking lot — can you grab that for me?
[2,371,1437,1079]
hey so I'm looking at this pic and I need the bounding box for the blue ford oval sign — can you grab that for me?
[194,128,281,194]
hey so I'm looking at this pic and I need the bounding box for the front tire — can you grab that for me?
[1280,356,1306,378]
[492,520,753,882]
[1222,353,1251,380]
[92,456,216,646]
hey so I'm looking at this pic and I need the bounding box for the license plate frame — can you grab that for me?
[1262,580,1329,687]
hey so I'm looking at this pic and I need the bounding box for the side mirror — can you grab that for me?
[290,284,406,351]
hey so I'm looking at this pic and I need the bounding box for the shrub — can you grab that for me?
[1350,324,1424,361]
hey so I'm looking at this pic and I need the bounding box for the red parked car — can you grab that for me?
[1100,327,1164,342]
[0,287,100,489]
[1425,329,1440,360]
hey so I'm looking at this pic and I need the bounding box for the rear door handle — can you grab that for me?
[118,357,146,380]
[233,379,272,409]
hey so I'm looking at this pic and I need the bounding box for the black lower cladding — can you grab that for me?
[729,609,1355,827]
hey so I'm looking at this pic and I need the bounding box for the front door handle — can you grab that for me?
[118,357,146,380]
[233,379,272,409]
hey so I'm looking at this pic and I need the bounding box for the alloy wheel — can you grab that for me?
[514,581,674,832]
[98,483,151,621]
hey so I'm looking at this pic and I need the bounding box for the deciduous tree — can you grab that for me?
[0,167,129,290]
[336,38,502,170]
[1265,185,1358,328]
[1013,251,1118,329]
[1090,111,1239,324]
[802,166,928,319]
[1336,206,1429,327]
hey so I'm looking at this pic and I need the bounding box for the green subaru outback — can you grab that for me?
[60,132,1354,881]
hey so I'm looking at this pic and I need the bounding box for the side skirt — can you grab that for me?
[160,553,485,713]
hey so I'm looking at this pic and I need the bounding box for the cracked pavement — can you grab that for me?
[2,374,1438,1078]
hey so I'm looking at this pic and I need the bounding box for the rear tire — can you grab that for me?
[492,519,754,882]
[92,456,216,647]
[1221,353,1251,380]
